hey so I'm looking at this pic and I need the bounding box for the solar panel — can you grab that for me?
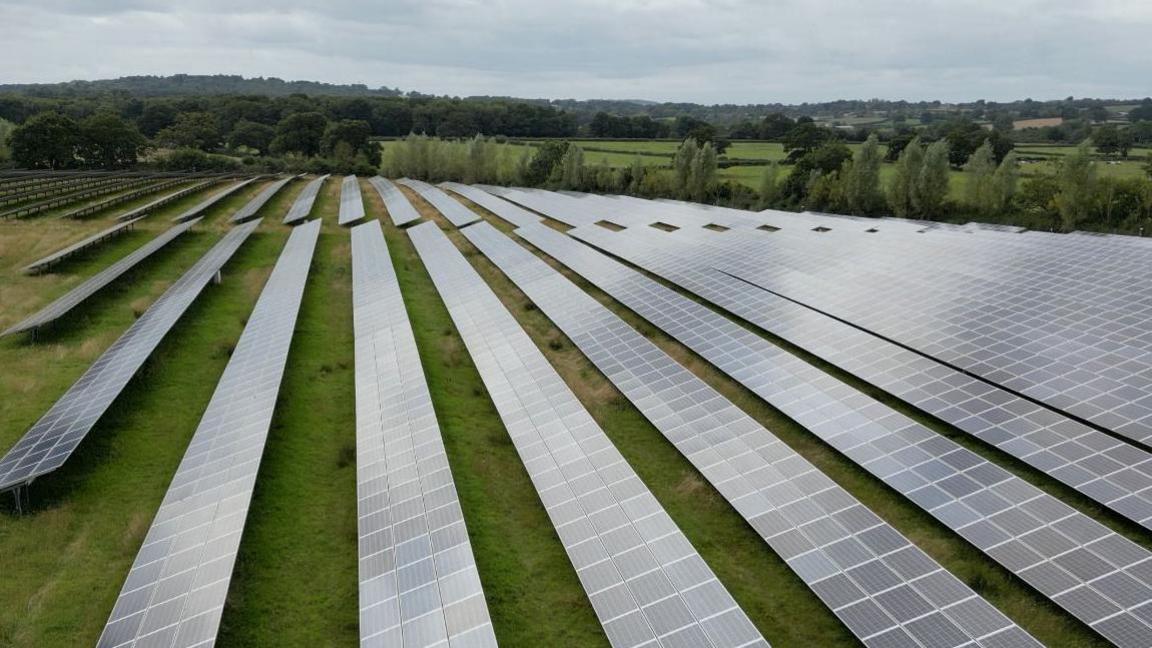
[230,175,296,223]
[439,183,540,228]
[116,179,222,222]
[394,179,480,227]
[463,222,1039,648]
[367,177,420,226]
[22,217,145,274]
[554,220,1152,648]
[0,220,262,495]
[339,175,366,226]
[172,178,258,222]
[4,218,201,337]
[408,221,769,648]
[351,220,496,647]
[98,219,320,648]
[283,175,329,225]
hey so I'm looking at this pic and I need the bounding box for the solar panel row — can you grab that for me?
[283,175,329,225]
[351,220,496,648]
[3,218,202,337]
[461,221,1039,648]
[61,177,191,219]
[394,179,480,227]
[172,178,258,222]
[339,175,367,226]
[116,179,222,222]
[98,219,321,648]
[439,182,541,228]
[0,219,262,494]
[408,221,769,648]
[367,177,420,227]
[230,175,297,223]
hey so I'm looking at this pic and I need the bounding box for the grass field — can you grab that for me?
[2,174,1149,646]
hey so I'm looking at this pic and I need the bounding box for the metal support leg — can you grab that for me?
[12,486,23,516]
[213,270,222,285]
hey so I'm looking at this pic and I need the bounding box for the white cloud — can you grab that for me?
[0,0,1148,103]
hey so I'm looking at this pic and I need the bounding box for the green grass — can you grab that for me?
[217,184,360,645]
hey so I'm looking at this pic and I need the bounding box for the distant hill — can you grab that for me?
[0,74,404,98]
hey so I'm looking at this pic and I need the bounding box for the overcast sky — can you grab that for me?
[1,0,1149,104]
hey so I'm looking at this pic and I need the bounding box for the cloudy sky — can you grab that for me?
[1,0,1149,104]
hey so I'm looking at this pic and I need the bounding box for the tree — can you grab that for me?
[627,156,646,194]
[991,151,1020,214]
[9,112,80,169]
[1055,142,1097,231]
[1130,100,1152,123]
[559,143,584,189]
[78,112,146,168]
[964,140,997,214]
[887,136,924,217]
[757,163,781,208]
[840,133,884,214]
[270,111,328,156]
[688,142,717,202]
[228,120,275,153]
[524,141,568,185]
[759,113,795,139]
[1094,125,1133,159]
[0,117,14,164]
[321,119,380,165]
[782,121,832,160]
[917,139,951,217]
[673,138,699,199]
[137,103,178,137]
[780,142,852,205]
[154,112,220,150]
[885,131,917,162]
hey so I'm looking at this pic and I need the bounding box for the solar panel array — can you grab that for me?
[340,175,367,226]
[0,220,262,494]
[230,175,297,223]
[172,178,257,222]
[395,179,480,227]
[461,221,1039,648]
[408,221,769,648]
[98,219,320,648]
[502,191,1152,532]
[351,220,496,648]
[22,217,145,274]
[116,179,221,222]
[2,177,163,220]
[284,174,329,225]
[476,187,1152,647]
[368,177,421,226]
[4,218,201,337]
